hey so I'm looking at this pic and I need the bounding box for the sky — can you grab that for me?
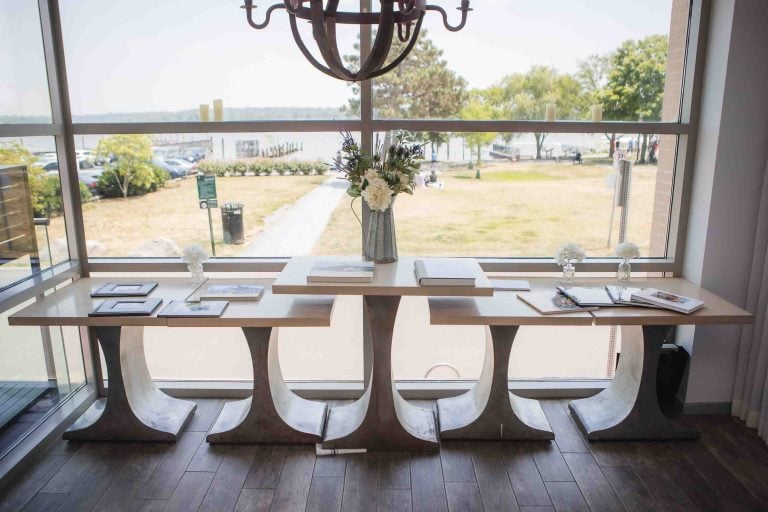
[1,0,674,117]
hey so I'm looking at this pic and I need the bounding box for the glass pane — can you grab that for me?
[316,131,675,258]
[0,289,85,458]
[0,0,52,123]
[371,0,689,122]
[59,0,358,122]
[0,137,71,290]
[79,132,356,257]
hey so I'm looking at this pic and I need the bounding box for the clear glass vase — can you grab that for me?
[562,262,576,284]
[617,259,631,281]
[187,262,205,282]
[364,200,398,263]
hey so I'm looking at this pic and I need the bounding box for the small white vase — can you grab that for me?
[617,259,631,281]
[562,262,576,284]
[188,262,205,282]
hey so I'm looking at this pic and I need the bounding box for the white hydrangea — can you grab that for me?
[554,243,586,266]
[398,172,410,187]
[364,169,379,182]
[180,244,208,265]
[615,241,640,260]
[362,177,394,212]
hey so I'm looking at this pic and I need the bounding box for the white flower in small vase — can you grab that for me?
[361,177,394,212]
[554,243,586,284]
[615,241,640,281]
[180,244,208,282]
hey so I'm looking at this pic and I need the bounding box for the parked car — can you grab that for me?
[41,159,98,173]
[179,148,206,163]
[78,171,102,193]
[152,158,187,179]
[164,158,197,173]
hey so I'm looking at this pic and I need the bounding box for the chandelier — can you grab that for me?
[241,0,472,82]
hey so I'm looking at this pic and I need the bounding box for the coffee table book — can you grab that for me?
[414,259,476,287]
[631,288,705,314]
[605,285,660,308]
[517,292,599,315]
[557,285,616,307]
[158,300,228,318]
[489,279,530,291]
[199,284,265,301]
[90,282,158,297]
[89,298,163,317]
[307,261,375,283]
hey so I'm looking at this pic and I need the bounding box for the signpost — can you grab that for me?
[196,175,218,256]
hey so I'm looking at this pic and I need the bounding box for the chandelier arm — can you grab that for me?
[283,0,303,14]
[288,13,345,80]
[242,1,286,30]
[355,0,396,80]
[424,1,470,32]
[365,14,424,80]
[397,21,411,43]
[309,0,354,79]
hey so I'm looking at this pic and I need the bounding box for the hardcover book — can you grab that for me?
[605,285,660,308]
[158,300,229,318]
[631,288,705,314]
[307,262,375,283]
[414,259,476,287]
[199,284,264,301]
[556,285,616,307]
[91,282,158,297]
[517,292,598,315]
[489,279,531,291]
[89,298,163,317]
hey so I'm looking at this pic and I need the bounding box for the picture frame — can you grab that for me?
[90,282,159,298]
[89,298,163,317]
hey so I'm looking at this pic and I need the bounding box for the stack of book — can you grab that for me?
[307,262,375,283]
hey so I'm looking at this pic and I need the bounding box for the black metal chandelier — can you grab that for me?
[241,0,472,82]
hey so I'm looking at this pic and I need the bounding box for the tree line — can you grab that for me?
[344,31,669,164]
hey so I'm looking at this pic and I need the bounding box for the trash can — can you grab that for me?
[657,343,689,405]
[221,202,244,245]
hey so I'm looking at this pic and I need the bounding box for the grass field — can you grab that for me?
[313,160,660,257]
[45,174,325,257]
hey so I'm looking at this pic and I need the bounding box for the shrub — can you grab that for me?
[97,163,166,198]
[231,161,247,176]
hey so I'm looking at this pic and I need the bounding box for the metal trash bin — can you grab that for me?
[221,203,245,245]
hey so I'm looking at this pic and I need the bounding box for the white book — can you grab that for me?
[489,279,530,291]
[200,284,264,301]
[517,292,598,315]
[307,262,375,283]
[158,300,229,318]
[414,259,477,287]
[631,288,705,314]
[557,285,615,307]
[605,285,661,308]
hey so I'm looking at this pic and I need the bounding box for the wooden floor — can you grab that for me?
[1,399,768,512]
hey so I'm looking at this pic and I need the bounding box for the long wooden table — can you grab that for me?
[8,278,334,443]
[430,277,752,441]
[272,256,494,451]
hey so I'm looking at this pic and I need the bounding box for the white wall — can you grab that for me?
[680,0,768,406]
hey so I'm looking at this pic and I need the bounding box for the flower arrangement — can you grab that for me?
[615,241,639,281]
[333,131,424,212]
[615,241,640,260]
[181,244,208,281]
[554,243,586,283]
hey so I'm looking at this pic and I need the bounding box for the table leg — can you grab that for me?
[323,296,438,450]
[437,326,553,440]
[569,325,699,440]
[207,327,327,444]
[64,326,196,442]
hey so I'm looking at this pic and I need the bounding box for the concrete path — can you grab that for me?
[243,177,349,256]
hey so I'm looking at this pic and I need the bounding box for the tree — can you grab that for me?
[597,35,668,163]
[343,31,467,154]
[490,66,587,160]
[95,134,156,198]
[459,91,497,165]
[576,54,621,158]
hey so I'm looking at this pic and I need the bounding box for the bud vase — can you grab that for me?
[188,262,205,282]
[364,201,398,263]
[562,263,575,284]
[617,259,631,281]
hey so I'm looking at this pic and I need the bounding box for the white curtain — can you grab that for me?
[732,154,768,443]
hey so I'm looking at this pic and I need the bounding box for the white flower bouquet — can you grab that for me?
[615,241,640,260]
[181,244,208,266]
[333,131,424,212]
[554,243,586,267]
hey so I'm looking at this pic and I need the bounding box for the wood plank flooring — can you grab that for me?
[2,399,768,512]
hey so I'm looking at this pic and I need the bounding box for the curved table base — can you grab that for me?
[65,326,196,442]
[323,296,438,451]
[437,326,553,440]
[569,325,699,440]
[208,327,326,444]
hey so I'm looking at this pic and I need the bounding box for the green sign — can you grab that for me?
[196,175,217,200]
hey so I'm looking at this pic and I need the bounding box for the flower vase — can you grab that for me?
[562,262,576,284]
[188,262,205,282]
[617,259,632,281]
[364,201,398,263]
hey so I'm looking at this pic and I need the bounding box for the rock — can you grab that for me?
[131,238,181,257]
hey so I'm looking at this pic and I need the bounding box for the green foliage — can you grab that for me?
[598,35,668,121]
[0,141,71,216]
[459,92,497,164]
[198,159,328,177]
[95,134,155,198]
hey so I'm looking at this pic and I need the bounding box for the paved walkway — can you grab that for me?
[243,177,349,256]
